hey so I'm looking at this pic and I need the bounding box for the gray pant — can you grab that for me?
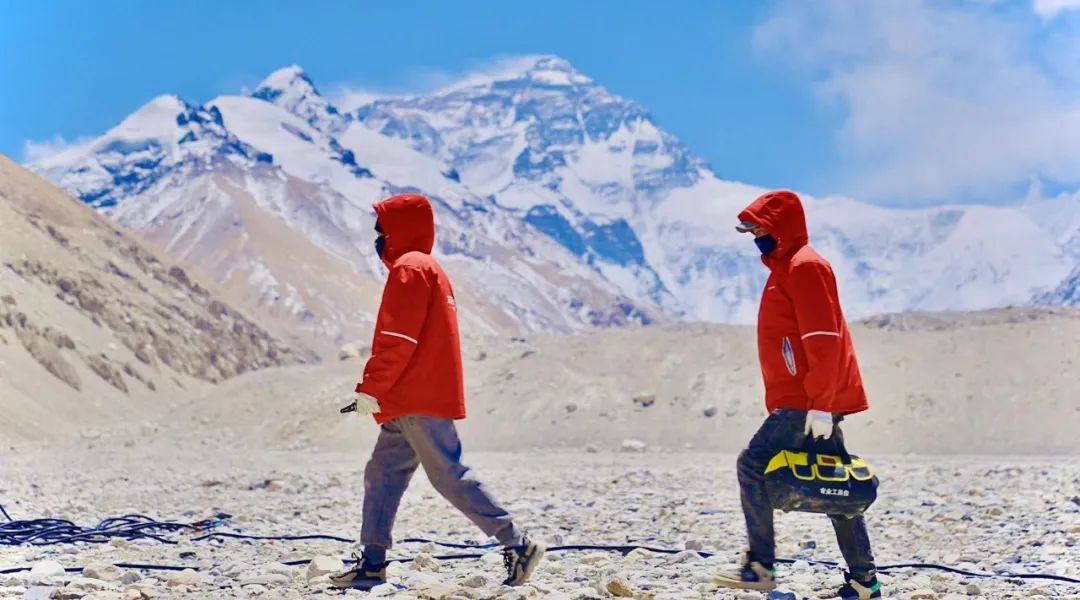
[360,415,522,549]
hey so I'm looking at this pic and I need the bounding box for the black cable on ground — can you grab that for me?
[0,505,1076,585]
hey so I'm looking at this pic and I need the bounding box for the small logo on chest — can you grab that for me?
[447,296,457,311]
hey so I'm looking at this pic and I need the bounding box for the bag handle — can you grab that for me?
[800,431,853,464]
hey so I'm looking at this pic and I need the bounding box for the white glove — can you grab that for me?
[347,392,381,416]
[804,409,834,440]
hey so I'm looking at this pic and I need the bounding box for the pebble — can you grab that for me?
[24,587,58,600]
[620,439,647,453]
[30,560,65,578]
[239,573,291,586]
[605,576,634,597]
[411,552,441,572]
[83,564,123,582]
[165,568,203,587]
[305,555,345,580]
[461,574,488,588]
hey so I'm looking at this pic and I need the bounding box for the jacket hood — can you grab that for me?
[373,194,436,264]
[738,190,809,260]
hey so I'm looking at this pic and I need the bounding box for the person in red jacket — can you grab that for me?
[714,190,881,600]
[330,194,545,591]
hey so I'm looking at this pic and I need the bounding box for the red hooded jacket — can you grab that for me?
[738,190,869,415]
[356,194,466,424]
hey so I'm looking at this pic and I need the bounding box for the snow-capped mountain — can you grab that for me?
[30,68,659,350]
[28,56,1080,346]
[353,55,1080,322]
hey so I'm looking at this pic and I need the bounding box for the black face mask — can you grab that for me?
[374,220,387,258]
[754,234,778,257]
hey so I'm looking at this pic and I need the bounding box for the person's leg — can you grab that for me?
[397,415,522,546]
[718,409,807,591]
[830,515,876,579]
[737,409,806,566]
[828,423,877,582]
[398,415,544,586]
[333,421,421,590]
[360,420,421,558]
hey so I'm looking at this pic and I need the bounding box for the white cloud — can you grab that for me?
[755,0,1080,203]
[325,54,551,112]
[22,134,95,164]
[1033,0,1080,19]
[326,84,387,112]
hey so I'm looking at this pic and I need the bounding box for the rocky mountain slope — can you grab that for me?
[0,154,308,442]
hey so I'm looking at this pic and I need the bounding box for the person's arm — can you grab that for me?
[356,265,430,400]
[788,260,844,412]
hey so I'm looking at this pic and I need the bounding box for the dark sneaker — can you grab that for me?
[329,552,388,591]
[713,552,777,591]
[502,537,545,586]
[838,571,882,599]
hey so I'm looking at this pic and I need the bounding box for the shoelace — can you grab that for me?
[502,546,517,577]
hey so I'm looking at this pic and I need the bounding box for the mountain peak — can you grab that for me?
[253,65,319,101]
[434,55,593,95]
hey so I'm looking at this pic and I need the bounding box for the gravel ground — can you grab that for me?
[1,446,1078,599]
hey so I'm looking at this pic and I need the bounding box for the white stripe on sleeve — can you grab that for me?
[382,331,419,344]
[801,331,841,340]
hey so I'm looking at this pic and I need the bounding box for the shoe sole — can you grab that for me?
[505,543,546,586]
[329,571,386,590]
[329,578,386,591]
[712,573,777,591]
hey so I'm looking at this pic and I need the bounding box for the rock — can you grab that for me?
[370,583,398,596]
[910,590,939,600]
[108,538,128,548]
[30,560,65,578]
[585,444,599,454]
[305,555,345,580]
[461,574,488,588]
[665,550,702,563]
[480,552,504,565]
[965,583,981,595]
[685,540,705,551]
[123,587,150,600]
[83,564,122,582]
[620,439,647,453]
[703,406,717,418]
[165,568,203,588]
[632,394,656,408]
[338,344,360,360]
[86,353,129,393]
[265,563,296,577]
[605,576,634,597]
[623,548,655,563]
[410,553,440,572]
[23,587,57,600]
[64,577,111,593]
[239,573,291,586]
[118,572,140,585]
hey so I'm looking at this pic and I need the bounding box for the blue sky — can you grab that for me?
[2,0,1078,206]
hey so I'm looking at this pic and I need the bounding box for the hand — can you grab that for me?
[341,392,380,416]
[803,409,834,440]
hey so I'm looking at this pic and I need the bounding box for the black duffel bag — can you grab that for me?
[763,435,879,517]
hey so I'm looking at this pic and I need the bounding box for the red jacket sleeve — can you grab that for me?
[788,260,844,412]
[357,265,430,400]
